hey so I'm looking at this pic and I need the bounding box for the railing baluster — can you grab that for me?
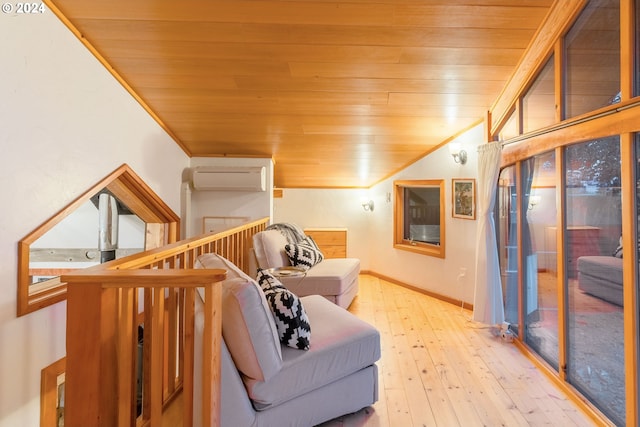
[167,287,178,395]
[116,287,136,427]
[182,288,196,427]
[62,218,267,426]
[150,287,165,425]
[179,288,185,377]
[142,287,152,422]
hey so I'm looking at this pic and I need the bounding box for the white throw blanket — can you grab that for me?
[266,223,306,244]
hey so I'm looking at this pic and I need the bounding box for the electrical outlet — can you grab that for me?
[457,267,467,283]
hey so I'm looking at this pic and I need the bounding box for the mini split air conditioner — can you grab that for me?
[190,166,266,192]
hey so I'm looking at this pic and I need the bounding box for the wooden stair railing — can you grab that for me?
[61,218,269,427]
[64,270,226,427]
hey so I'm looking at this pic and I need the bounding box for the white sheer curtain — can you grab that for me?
[473,141,504,325]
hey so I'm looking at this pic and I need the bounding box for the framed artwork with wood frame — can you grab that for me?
[452,178,476,220]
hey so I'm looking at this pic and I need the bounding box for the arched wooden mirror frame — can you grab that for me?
[17,164,180,316]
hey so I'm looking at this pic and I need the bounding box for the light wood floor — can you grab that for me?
[164,274,598,427]
[319,274,598,427]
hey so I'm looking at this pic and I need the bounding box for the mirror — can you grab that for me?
[18,164,181,316]
[393,179,446,258]
[28,194,145,287]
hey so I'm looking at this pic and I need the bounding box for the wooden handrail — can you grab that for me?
[62,218,269,427]
[111,217,268,272]
[65,268,226,286]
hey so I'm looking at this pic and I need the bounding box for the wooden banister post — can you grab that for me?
[202,282,222,427]
[63,265,227,427]
[65,282,119,427]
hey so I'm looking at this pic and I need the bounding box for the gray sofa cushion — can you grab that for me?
[577,255,623,284]
[244,294,380,409]
[278,258,360,298]
[253,229,291,269]
[254,364,378,427]
[577,255,623,306]
[196,253,283,382]
[252,229,361,308]
[193,296,258,427]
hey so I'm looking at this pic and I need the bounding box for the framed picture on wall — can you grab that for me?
[452,178,476,220]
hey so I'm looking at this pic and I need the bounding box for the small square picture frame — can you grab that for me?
[452,178,476,220]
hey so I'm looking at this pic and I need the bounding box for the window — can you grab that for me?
[394,180,445,258]
[497,165,519,329]
[565,136,623,425]
[523,55,556,133]
[564,0,620,119]
[496,108,519,142]
[636,0,640,95]
[521,151,559,370]
[489,1,638,424]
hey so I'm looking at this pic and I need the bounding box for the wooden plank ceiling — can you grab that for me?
[46,0,553,188]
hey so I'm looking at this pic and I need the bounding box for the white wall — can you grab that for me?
[274,125,484,304]
[273,188,375,267]
[184,157,274,237]
[368,126,483,304]
[0,11,188,427]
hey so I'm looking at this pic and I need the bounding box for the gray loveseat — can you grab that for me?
[252,229,360,308]
[577,255,623,306]
[193,253,380,426]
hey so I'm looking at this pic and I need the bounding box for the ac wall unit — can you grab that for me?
[190,166,266,192]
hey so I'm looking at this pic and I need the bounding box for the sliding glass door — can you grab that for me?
[522,151,559,370]
[564,137,623,425]
[496,137,625,425]
[497,166,518,332]
[499,138,625,424]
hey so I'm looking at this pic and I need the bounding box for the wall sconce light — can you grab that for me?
[449,143,467,165]
[361,200,374,212]
[528,195,541,210]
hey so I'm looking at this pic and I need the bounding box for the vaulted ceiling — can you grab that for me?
[46,0,553,188]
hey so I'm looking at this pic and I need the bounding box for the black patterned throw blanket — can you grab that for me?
[266,223,307,244]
